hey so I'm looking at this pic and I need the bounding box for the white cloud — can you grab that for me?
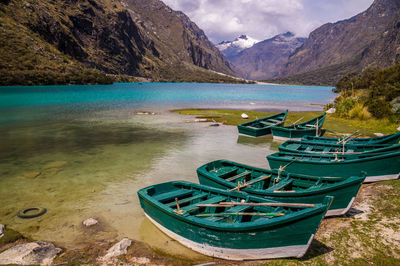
[162,0,373,43]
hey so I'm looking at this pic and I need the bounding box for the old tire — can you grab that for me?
[17,207,47,219]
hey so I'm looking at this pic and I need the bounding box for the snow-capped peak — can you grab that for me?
[216,35,260,51]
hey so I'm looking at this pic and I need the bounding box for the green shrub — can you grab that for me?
[348,103,372,120]
[367,98,393,119]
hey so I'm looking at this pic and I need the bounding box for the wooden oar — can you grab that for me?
[279,158,298,171]
[197,202,315,208]
[337,130,359,144]
[196,212,285,217]
[291,117,304,126]
[229,175,271,191]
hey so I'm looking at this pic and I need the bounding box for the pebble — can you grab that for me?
[0,241,61,265]
[83,218,98,227]
[43,161,68,169]
[241,113,249,119]
[0,224,4,238]
[23,171,41,179]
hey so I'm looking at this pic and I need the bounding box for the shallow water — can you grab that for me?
[0,83,333,257]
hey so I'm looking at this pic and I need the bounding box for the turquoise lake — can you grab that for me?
[0,82,334,258]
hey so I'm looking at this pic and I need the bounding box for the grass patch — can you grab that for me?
[172,109,399,136]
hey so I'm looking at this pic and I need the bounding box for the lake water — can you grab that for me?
[0,82,334,258]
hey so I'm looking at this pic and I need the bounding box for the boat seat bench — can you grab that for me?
[216,167,238,178]
[153,189,193,202]
[286,144,301,150]
[268,179,293,191]
[268,119,281,123]
[259,121,272,126]
[166,192,208,208]
[226,171,251,182]
[182,196,226,213]
[203,206,251,222]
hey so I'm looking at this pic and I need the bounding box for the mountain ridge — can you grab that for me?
[277,0,400,84]
[227,32,306,80]
[0,0,239,85]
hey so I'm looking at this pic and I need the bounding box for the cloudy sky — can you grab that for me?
[162,0,374,43]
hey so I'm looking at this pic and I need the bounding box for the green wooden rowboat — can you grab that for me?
[138,181,332,260]
[278,140,400,155]
[267,151,400,183]
[271,113,326,141]
[237,110,288,137]
[302,132,400,145]
[196,160,365,217]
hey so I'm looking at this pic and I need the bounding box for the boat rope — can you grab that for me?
[277,158,298,180]
[174,197,183,215]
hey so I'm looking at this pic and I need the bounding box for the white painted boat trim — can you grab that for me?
[364,173,400,183]
[238,133,258,138]
[324,173,400,183]
[273,136,302,141]
[325,197,355,217]
[145,213,314,260]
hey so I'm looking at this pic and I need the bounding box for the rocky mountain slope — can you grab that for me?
[0,0,236,85]
[277,0,400,84]
[228,32,306,80]
[216,35,259,61]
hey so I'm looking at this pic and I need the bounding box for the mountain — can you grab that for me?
[277,0,400,85]
[0,0,237,85]
[216,35,259,61]
[228,32,306,80]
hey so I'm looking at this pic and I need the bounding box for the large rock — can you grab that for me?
[82,218,98,227]
[98,238,132,264]
[0,241,61,265]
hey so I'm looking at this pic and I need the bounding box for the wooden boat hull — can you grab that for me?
[278,141,400,155]
[302,132,400,145]
[237,111,288,138]
[271,113,326,141]
[267,152,400,183]
[138,181,331,260]
[197,160,364,217]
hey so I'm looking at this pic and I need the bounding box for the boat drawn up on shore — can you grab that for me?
[267,151,400,183]
[138,181,332,260]
[237,110,288,137]
[271,113,327,141]
[196,160,365,217]
[278,140,400,155]
[301,132,400,145]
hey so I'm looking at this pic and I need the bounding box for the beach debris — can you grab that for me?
[23,171,41,179]
[241,113,249,119]
[98,238,132,264]
[0,224,4,238]
[374,133,384,137]
[126,256,151,264]
[210,123,220,127]
[194,118,207,122]
[0,241,61,265]
[135,111,157,115]
[43,161,68,169]
[83,218,98,227]
[326,107,336,114]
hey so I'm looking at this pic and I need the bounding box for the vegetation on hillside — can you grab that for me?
[331,62,400,121]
